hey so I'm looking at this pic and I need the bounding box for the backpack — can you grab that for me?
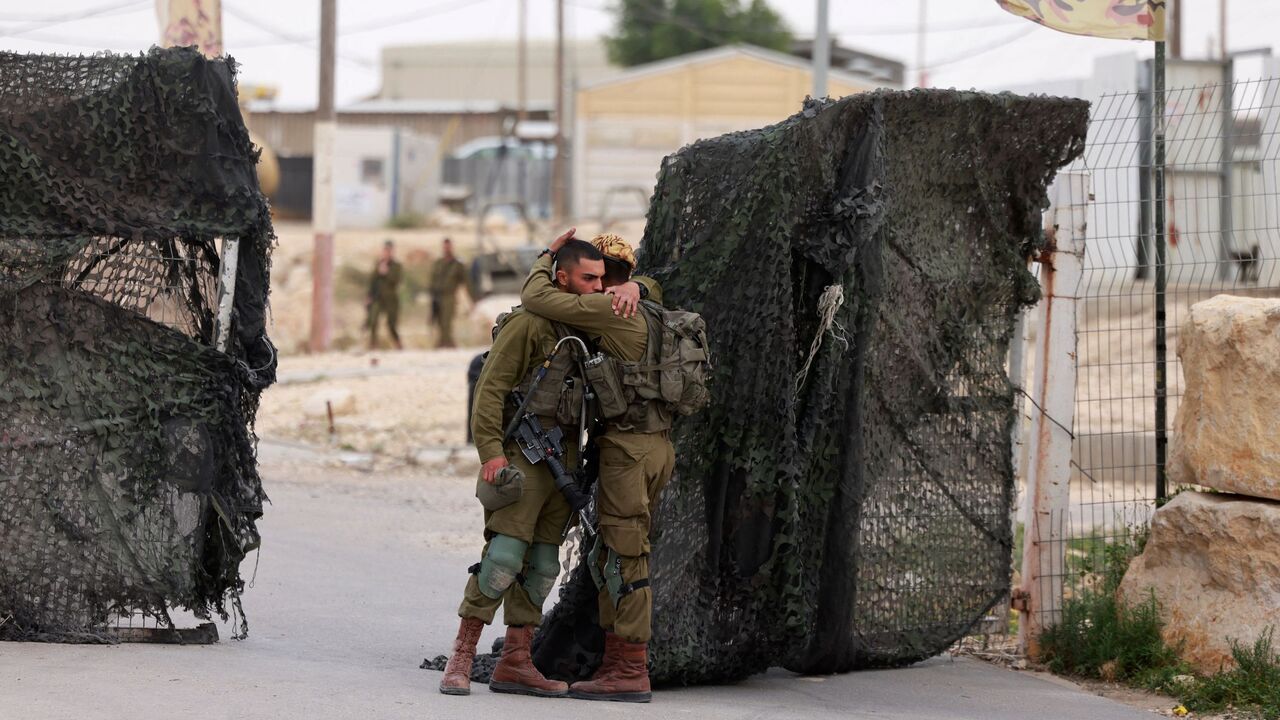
[586,301,709,433]
[628,301,711,417]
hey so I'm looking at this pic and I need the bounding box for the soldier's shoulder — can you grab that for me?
[494,305,550,333]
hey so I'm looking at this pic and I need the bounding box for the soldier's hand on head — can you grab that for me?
[549,227,576,253]
[604,281,641,318]
[481,456,509,484]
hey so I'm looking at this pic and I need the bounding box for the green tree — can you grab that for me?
[604,0,793,67]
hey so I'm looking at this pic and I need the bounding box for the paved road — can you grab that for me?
[1,445,1154,720]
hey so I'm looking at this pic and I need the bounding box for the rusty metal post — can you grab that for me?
[1017,171,1089,659]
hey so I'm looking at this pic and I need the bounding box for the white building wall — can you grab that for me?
[333,126,440,229]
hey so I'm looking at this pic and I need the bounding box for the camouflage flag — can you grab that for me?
[996,0,1166,41]
[157,0,223,57]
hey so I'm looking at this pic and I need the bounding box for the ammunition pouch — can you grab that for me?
[587,535,649,608]
[583,353,628,419]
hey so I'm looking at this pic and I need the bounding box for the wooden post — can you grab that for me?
[309,0,337,353]
[551,0,567,221]
[1017,171,1088,659]
[518,0,528,126]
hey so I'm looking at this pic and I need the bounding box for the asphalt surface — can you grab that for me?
[0,443,1156,720]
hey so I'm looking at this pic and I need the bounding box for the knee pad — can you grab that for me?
[477,534,528,599]
[587,536,649,608]
[522,542,560,606]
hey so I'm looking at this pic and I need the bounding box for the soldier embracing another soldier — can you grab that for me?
[439,230,710,703]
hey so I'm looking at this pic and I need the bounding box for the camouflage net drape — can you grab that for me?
[531,90,1088,684]
[0,48,276,642]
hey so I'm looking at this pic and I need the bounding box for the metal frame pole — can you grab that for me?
[916,0,928,87]
[1017,172,1089,658]
[1154,42,1169,503]
[813,0,829,98]
[1219,57,1235,280]
[213,238,240,353]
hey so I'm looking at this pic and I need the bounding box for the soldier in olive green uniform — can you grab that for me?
[366,240,403,350]
[430,237,472,348]
[439,240,610,699]
[519,232,676,703]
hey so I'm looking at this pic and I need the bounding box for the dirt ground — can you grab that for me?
[257,348,480,461]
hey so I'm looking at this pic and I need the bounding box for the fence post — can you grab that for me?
[212,238,240,354]
[1017,171,1088,659]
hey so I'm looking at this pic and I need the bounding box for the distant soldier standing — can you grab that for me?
[366,240,403,350]
[430,237,472,348]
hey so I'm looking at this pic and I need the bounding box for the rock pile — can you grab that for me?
[1119,295,1280,673]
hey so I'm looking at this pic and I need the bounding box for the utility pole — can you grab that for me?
[916,0,928,87]
[1169,0,1182,58]
[309,0,336,353]
[517,0,528,126]
[1220,0,1227,59]
[552,0,567,221]
[813,0,829,98]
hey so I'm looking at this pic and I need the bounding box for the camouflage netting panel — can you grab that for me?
[534,89,1088,684]
[0,48,275,641]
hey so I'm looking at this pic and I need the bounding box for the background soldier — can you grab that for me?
[439,239,608,699]
[519,231,677,704]
[366,240,403,350]
[429,237,472,348]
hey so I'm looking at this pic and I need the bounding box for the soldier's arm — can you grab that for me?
[470,314,535,462]
[456,262,476,301]
[633,276,663,306]
[519,255,647,343]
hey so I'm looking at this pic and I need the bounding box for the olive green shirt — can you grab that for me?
[368,259,402,305]
[470,309,563,462]
[430,256,471,299]
[519,255,649,363]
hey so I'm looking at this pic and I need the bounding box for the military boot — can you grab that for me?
[490,625,569,697]
[438,616,485,696]
[568,632,651,703]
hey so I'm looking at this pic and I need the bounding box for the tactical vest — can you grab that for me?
[492,310,588,428]
[586,300,711,434]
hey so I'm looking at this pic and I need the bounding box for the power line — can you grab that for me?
[221,3,377,70]
[571,0,1023,39]
[836,17,1026,37]
[912,25,1038,72]
[227,0,495,49]
[0,0,150,41]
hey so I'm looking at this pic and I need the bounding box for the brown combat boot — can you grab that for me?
[568,632,651,703]
[438,616,485,696]
[490,625,569,697]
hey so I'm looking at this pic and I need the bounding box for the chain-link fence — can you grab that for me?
[1019,66,1280,640]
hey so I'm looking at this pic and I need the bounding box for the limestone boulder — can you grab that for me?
[1169,295,1280,500]
[1118,490,1280,674]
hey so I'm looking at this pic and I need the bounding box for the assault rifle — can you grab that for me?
[506,394,593,534]
[502,335,599,536]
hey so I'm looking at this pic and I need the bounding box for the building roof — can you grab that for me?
[580,44,894,93]
[244,98,553,116]
[791,39,906,87]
